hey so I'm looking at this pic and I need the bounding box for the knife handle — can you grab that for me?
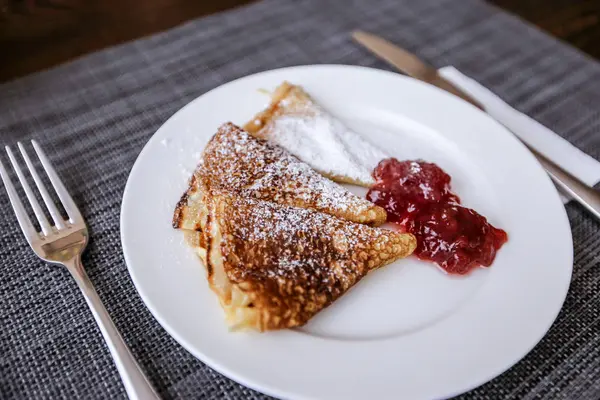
[525,143,600,220]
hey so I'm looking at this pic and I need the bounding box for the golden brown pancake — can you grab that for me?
[201,190,416,331]
[173,123,386,229]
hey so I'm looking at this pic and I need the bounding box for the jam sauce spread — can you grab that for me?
[367,159,507,275]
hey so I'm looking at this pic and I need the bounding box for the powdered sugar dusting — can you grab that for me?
[258,90,388,185]
[201,123,380,220]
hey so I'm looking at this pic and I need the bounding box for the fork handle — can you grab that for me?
[66,257,161,400]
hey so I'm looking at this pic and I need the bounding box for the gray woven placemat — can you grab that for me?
[1,0,599,398]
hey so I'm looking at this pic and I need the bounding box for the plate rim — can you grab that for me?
[120,64,573,400]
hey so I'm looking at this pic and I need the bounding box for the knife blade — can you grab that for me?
[352,30,484,109]
[351,30,600,221]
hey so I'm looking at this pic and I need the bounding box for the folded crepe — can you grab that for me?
[173,123,386,230]
[200,190,416,331]
[244,82,388,187]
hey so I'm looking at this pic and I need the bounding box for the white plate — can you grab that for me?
[121,65,573,399]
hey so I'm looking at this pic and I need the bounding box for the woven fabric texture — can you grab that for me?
[1,0,599,398]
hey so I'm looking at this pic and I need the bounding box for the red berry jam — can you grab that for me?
[367,159,507,275]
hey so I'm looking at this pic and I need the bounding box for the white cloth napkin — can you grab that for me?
[438,66,600,203]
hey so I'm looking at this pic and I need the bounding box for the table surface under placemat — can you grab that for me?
[1,0,599,399]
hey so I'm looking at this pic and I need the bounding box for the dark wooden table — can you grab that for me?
[1,0,599,83]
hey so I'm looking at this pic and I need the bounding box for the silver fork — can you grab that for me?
[0,141,160,400]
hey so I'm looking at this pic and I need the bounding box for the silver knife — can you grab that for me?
[352,30,600,221]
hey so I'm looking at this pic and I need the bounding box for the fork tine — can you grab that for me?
[0,155,40,243]
[6,146,53,236]
[18,142,67,230]
[31,140,83,224]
